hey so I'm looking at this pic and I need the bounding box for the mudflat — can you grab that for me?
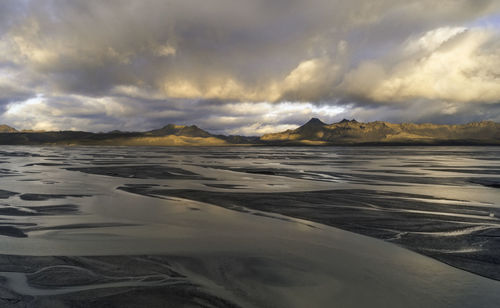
[0,146,499,307]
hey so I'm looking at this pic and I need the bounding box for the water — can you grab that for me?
[0,146,499,307]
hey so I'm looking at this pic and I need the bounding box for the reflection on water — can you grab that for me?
[0,146,499,307]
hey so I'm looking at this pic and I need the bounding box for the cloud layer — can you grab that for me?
[0,0,499,134]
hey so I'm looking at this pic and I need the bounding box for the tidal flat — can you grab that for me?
[0,146,499,307]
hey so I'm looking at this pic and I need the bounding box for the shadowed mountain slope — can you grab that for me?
[147,124,212,138]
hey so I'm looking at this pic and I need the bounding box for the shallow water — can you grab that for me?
[0,146,499,307]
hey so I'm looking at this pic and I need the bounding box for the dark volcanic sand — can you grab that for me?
[120,186,500,280]
[0,146,499,307]
[0,255,239,308]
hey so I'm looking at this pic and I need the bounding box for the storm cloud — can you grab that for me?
[0,0,499,134]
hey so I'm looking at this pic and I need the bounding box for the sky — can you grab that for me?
[0,0,499,135]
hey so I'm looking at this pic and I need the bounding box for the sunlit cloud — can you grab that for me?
[343,27,500,103]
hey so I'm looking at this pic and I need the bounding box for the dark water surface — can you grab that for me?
[0,146,499,307]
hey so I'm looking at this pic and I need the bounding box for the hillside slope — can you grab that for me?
[260,119,500,145]
[0,124,17,133]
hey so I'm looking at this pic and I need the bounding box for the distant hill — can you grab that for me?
[260,119,500,145]
[0,124,17,133]
[0,124,237,146]
[0,120,498,146]
[147,124,212,138]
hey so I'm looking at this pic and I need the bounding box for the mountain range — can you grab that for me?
[0,119,498,146]
[261,118,500,145]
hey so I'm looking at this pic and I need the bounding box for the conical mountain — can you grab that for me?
[302,117,326,127]
[296,118,326,131]
[293,118,327,140]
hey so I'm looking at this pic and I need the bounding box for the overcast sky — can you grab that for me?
[0,0,499,134]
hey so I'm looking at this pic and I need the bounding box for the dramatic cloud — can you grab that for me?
[0,0,499,134]
[342,27,500,103]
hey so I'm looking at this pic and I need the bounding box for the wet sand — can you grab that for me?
[0,255,237,308]
[0,146,498,307]
[120,187,500,280]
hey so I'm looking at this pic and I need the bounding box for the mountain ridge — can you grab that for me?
[0,119,498,146]
[0,124,17,133]
[260,119,500,145]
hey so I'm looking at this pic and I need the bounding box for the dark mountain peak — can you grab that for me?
[0,124,17,133]
[339,118,357,124]
[303,118,326,127]
[295,118,327,138]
